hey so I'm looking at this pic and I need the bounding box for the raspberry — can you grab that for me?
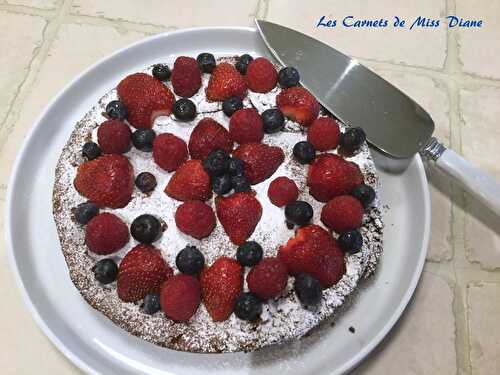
[152,133,188,172]
[171,56,202,98]
[97,120,131,154]
[160,274,201,322]
[85,212,129,255]
[246,257,288,300]
[307,117,340,151]
[229,108,264,144]
[175,201,216,239]
[267,176,299,207]
[246,57,278,93]
[321,195,364,233]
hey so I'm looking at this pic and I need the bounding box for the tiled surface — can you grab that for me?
[1,1,499,374]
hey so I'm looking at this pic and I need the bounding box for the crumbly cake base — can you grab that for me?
[52,57,384,353]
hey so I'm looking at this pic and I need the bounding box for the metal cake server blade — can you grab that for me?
[256,19,500,216]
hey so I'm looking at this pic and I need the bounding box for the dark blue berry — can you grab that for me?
[152,64,171,81]
[231,175,251,192]
[82,141,101,160]
[293,141,316,164]
[92,258,118,284]
[211,174,232,195]
[352,184,376,208]
[106,100,128,120]
[132,129,156,152]
[173,98,196,121]
[196,53,216,73]
[261,108,285,133]
[294,273,322,309]
[338,230,363,253]
[73,202,99,224]
[340,127,366,152]
[278,67,300,88]
[176,245,205,275]
[228,157,245,176]
[203,150,230,177]
[135,172,157,193]
[285,201,313,226]
[235,54,253,75]
[234,293,262,321]
[236,241,263,267]
[131,214,161,243]
[222,97,243,117]
[142,293,161,314]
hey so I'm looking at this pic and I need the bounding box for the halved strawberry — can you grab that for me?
[233,143,284,184]
[200,257,243,321]
[206,63,247,101]
[74,154,134,208]
[188,118,233,160]
[164,159,212,201]
[215,192,262,245]
[276,87,320,126]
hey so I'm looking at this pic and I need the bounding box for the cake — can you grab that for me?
[52,54,384,353]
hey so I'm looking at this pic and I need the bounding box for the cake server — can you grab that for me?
[256,19,500,215]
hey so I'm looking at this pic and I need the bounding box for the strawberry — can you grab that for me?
[246,57,278,93]
[97,119,131,154]
[307,116,340,151]
[152,133,188,172]
[160,274,201,322]
[246,257,288,300]
[307,153,363,202]
[85,212,129,255]
[200,257,243,321]
[188,118,233,160]
[267,176,299,207]
[74,154,134,208]
[276,87,320,126]
[117,73,175,129]
[278,225,345,287]
[171,56,202,98]
[229,108,264,144]
[321,195,364,233]
[175,201,216,239]
[215,192,262,245]
[164,159,212,201]
[117,244,173,302]
[206,63,247,101]
[233,143,284,184]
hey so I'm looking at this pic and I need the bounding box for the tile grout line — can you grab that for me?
[0,2,56,17]
[67,14,176,34]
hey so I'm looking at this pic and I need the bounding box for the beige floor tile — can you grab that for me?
[353,271,456,374]
[5,0,59,9]
[266,0,447,69]
[71,0,258,27]
[0,11,46,126]
[455,0,500,79]
[467,282,500,375]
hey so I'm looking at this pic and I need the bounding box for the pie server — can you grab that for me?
[256,19,500,215]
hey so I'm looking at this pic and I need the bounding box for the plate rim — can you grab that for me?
[4,26,430,375]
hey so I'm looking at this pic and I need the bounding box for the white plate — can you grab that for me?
[4,27,430,374]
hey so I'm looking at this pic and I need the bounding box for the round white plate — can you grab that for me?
[5,27,430,374]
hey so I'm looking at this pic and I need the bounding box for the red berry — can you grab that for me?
[165,160,212,201]
[97,120,131,154]
[267,176,299,207]
[307,117,340,151]
[246,57,278,93]
[321,195,364,233]
[233,143,285,184]
[229,108,264,144]
[276,87,320,126]
[247,257,288,300]
[188,118,233,160]
[171,56,202,98]
[206,63,247,101]
[160,274,201,322]
[175,201,216,239]
[152,133,188,172]
[85,212,129,255]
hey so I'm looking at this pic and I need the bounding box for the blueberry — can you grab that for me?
[338,230,363,253]
[82,141,101,160]
[261,108,285,133]
[152,64,171,81]
[236,241,263,267]
[340,127,366,152]
[352,184,376,208]
[105,100,128,120]
[231,175,251,192]
[73,202,99,224]
[135,172,157,193]
[294,273,322,309]
[285,201,313,226]
[211,174,232,195]
[176,245,205,275]
[234,293,262,321]
[228,157,245,176]
[196,53,216,73]
[92,258,118,284]
[203,150,230,177]
[132,129,156,152]
[142,293,161,315]
[131,214,161,243]
[278,67,300,88]
[235,54,253,75]
[173,98,197,121]
[222,97,243,117]
[293,141,316,164]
